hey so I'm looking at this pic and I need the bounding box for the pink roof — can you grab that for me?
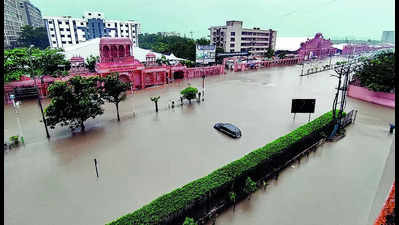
[100,37,132,45]
[146,52,156,57]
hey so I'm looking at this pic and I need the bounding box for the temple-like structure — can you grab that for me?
[95,37,224,89]
[69,56,90,75]
[297,33,337,60]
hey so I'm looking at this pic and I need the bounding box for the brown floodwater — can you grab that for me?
[4,57,394,225]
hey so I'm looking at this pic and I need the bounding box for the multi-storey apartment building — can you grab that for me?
[43,12,140,49]
[18,0,44,28]
[209,21,277,55]
[4,0,43,48]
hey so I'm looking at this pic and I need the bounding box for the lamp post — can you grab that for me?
[28,45,50,138]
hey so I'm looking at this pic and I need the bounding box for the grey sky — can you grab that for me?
[32,0,395,40]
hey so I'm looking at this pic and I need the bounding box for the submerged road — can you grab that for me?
[4,58,394,225]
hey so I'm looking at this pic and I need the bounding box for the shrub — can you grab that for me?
[243,177,257,194]
[9,135,19,145]
[180,86,198,103]
[107,111,340,225]
[228,192,236,202]
[182,217,198,225]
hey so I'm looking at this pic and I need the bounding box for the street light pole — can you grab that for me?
[29,45,50,138]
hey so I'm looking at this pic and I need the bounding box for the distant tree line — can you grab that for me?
[138,33,210,61]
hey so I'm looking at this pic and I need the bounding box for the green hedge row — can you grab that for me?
[107,111,340,225]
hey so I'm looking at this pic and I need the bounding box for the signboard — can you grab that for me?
[291,99,316,113]
[196,45,216,64]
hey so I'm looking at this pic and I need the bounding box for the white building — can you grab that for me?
[62,38,186,62]
[43,12,140,49]
[209,21,277,55]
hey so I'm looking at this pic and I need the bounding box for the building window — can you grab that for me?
[88,13,92,15]
[49,20,53,24]
[230,38,235,41]
[66,21,69,25]
[66,28,70,31]
[62,41,66,44]
[69,41,72,44]
[81,22,84,25]
[61,34,65,37]
[60,28,64,31]
[231,32,235,36]
[51,34,55,37]
[98,13,101,16]
[50,28,54,31]
[53,41,56,44]
[230,49,235,53]
[230,44,235,47]
[67,35,71,37]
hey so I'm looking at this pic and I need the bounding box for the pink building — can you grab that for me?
[297,33,337,60]
[95,38,224,90]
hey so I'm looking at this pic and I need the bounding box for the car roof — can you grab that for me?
[223,123,240,132]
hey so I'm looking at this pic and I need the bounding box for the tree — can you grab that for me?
[45,76,104,132]
[182,217,198,225]
[99,73,131,121]
[17,25,49,49]
[277,51,287,59]
[354,51,395,92]
[4,47,70,82]
[196,38,210,45]
[265,47,275,59]
[150,96,160,112]
[180,86,198,104]
[86,55,99,72]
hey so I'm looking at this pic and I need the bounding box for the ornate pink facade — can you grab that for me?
[69,56,90,75]
[297,33,337,60]
[342,44,392,55]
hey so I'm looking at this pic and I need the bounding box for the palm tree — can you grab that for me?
[150,96,160,112]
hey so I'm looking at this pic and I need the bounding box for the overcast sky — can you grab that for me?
[32,0,395,40]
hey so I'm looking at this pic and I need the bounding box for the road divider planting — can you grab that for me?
[107,110,342,225]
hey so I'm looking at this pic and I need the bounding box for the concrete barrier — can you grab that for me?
[347,85,395,108]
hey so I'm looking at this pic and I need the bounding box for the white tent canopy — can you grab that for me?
[275,37,310,51]
[62,38,187,62]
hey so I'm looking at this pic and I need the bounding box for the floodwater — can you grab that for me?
[4,57,394,225]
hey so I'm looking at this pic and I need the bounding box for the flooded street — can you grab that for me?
[4,59,394,225]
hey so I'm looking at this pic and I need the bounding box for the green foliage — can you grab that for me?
[45,76,104,131]
[4,47,70,82]
[354,51,395,92]
[243,177,257,194]
[107,111,339,225]
[139,33,210,61]
[182,217,198,225]
[17,25,49,49]
[277,52,287,59]
[150,96,160,102]
[265,47,275,58]
[9,135,19,145]
[180,86,198,102]
[196,38,210,45]
[99,73,131,121]
[86,55,100,72]
[180,60,196,68]
[228,191,236,202]
[156,55,171,65]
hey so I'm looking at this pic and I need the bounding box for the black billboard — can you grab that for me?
[291,99,316,113]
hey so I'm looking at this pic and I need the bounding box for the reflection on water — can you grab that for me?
[4,59,394,225]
